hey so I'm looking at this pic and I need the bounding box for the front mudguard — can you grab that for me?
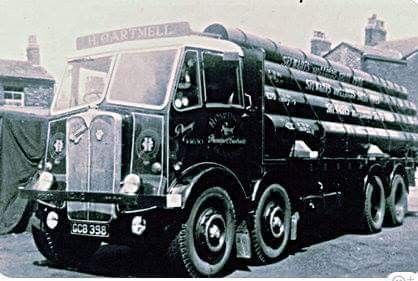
[168,162,249,217]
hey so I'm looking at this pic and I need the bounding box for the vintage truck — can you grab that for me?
[19,22,418,276]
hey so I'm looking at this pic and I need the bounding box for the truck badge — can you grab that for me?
[49,132,66,159]
[53,139,64,153]
[142,137,154,152]
[95,129,104,141]
[136,129,160,161]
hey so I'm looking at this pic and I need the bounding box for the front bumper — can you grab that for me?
[18,187,182,209]
[31,199,179,245]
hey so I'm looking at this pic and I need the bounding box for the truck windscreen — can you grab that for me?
[108,49,179,108]
[52,55,114,113]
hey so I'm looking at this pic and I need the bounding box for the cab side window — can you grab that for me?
[173,50,201,110]
[203,52,241,106]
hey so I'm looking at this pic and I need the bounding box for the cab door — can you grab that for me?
[169,49,208,170]
[201,50,254,182]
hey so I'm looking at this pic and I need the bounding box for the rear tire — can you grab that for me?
[250,184,291,264]
[32,224,100,266]
[385,174,408,226]
[361,175,385,233]
[166,187,236,277]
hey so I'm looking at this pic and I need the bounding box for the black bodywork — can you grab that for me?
[19,43,417,243]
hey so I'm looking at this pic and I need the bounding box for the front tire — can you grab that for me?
[385,174,408,226]
[167,187,236,277]
[32,224,100,266]
[250,184,291,264]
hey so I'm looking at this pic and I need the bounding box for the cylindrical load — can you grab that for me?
[264,61,416,116]
[261,63,418,158]
[264,112,418,158]
[203,23,408,99]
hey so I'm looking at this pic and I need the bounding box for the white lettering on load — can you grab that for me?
[334,87,357,100]
[305,79,332,95]
[326,102,351,116]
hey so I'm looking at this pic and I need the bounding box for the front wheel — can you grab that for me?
[250,184,291,264]
[167,187,236,277]
[32,224,100,266]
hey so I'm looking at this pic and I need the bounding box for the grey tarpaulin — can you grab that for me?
[0,108,49,234]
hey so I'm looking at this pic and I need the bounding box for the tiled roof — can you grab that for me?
[0,59,54,81]
[325,37,418,60]
[375,37,418,59]
[326,42,403,60]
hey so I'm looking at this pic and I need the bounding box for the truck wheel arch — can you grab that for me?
[251,170,295,203]
[169,162,248,218]
[364,163,385,191]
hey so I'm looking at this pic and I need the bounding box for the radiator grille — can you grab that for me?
[66,111,122,222]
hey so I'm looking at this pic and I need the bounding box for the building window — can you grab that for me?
[3,86,25,106]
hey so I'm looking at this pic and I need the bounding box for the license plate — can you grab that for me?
[71,222,109,237]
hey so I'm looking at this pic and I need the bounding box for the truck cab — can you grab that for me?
[21,22,260,276]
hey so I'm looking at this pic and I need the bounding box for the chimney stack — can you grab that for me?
[365,14,387,46]
[26,35,40,65]
[310,31,331,56]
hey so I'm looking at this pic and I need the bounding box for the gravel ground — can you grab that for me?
[0,188,417,278]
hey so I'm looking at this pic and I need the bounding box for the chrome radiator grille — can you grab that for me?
[66,111,122,221]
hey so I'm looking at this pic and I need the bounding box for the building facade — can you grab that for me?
[0,35,54,108]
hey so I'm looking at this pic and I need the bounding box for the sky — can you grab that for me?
[0,0,417,81]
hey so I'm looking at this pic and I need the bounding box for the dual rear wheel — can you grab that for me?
[358,173,408,233]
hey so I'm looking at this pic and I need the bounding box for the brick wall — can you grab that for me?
[362,52,418,103]
[0,78,54,108]
[24,83,54,107]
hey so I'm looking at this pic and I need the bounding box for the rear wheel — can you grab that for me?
[385,174,408,226]
[167,187,236,277]
[250,184,291,264]
[32,223,100,266]
[361,175,385,233]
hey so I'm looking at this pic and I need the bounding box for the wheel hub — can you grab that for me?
[395,204,405,217]
[264,202,284,239]
[394,183,406,218]
[197,209,226,253]
[370,185,383,222]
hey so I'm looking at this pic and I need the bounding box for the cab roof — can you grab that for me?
[69,34,244,60]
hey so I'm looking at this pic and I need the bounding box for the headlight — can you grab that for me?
[151,162,162,174]
[46,211,59,229]
[120,174,141,194]
[33,171,54,191]
[44,162,53,171]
